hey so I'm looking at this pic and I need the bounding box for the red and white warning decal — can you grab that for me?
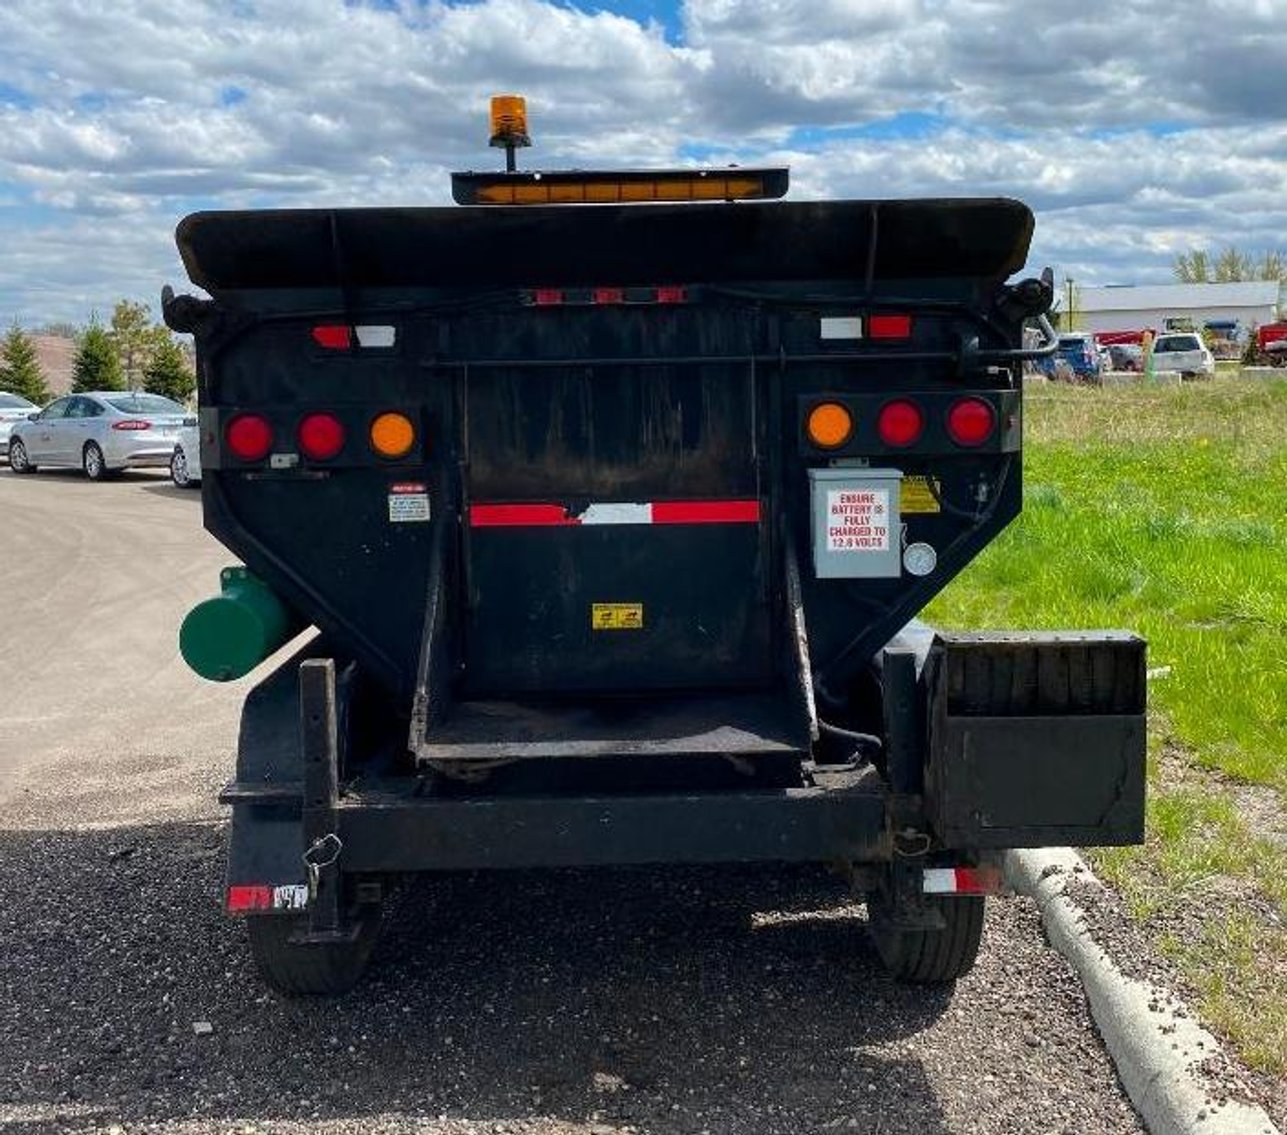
[826,489,889,552]
[226,884,310,914]
[922,866,1003,895]
[388,482,430,523]
[470,499,760,528]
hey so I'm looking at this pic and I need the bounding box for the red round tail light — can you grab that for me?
[297,412,346,461]
[877,399,924,447]
[225,414,273,462]
[946,397,996,447]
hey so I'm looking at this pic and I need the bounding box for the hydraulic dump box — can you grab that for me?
[168,182,1144,994]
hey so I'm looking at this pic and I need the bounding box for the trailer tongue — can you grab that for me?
[169,98,1144,995]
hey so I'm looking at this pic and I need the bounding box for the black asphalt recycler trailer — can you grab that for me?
[166,114,1145,995]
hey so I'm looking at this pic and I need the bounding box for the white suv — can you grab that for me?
[1151,333,1215,379]
[170,421,202,487]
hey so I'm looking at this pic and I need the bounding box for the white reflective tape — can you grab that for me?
[820,317,863,340]
[922,868,958,894]
[272,884,310,910]
[355,325,396,348]
[577,502,653,525]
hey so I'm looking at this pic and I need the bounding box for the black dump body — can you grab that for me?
[173,196,1144,897]
[179,199,1029,711]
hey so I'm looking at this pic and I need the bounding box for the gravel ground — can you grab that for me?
[0,830,1145,1135]
[0,472,1149,1135]
[1064,870,1286,1128]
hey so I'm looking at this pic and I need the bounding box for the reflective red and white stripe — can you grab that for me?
[311,324,396,349]
[226,884,309,914]
[921,866,1003,895]
[470,499,761,528]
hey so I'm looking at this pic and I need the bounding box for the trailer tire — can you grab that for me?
[247,914,380,996]
[867,894,984,984]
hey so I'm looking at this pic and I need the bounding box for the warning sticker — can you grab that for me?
[826,489,890,552]
[592,603,644,631]
[900,476,941,514]
[388,483,431,523]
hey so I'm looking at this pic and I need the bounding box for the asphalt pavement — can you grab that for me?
[0,469,1147,1135]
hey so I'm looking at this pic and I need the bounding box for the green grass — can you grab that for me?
[929,378,1287,788]
[925,377,1287,1077]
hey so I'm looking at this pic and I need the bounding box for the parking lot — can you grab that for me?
[0,470,1147,1135]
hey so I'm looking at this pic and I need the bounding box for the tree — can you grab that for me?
[110,299,168,391]
[0,325,52,404]
[1214,247,1254,283]
[1257,250,1285,282]
[34,320,80,340]
[72,320,124,392]
[1173,246,1285,284]
[143,336,195,403]
[1173,249,1211,283]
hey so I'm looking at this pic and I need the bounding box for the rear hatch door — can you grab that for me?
[457,307,769,695]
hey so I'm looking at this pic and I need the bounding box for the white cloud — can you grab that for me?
[0,0,1283,325]
[777,124,1287,282]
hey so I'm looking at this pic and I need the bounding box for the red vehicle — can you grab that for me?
[1094,329,1153,346]
[1256,322,1287,363]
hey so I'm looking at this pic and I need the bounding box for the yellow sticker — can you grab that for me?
[592,603,644,631]
[900,476,941,514]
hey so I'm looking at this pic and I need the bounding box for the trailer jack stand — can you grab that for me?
[292,659,363,946]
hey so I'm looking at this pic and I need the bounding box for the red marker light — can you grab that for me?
[877,399,924,447]
[111,419,151,431]
[312,324,352,350]
[656,286,687,304]
[226,885,274,913]
[533,289,563,306]
[593,287,624,305]
[868,314,912,339]
[297,412,346,461]
[225,414,273,461]
[946,397,996,447]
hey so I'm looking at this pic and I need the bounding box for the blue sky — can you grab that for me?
[0,0,1284,327]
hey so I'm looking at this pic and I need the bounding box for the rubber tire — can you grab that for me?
[868,894,985,984]
[170,446,193,488]
[247,914,381,996]
[83,442,109,481]
[8,439,36,473]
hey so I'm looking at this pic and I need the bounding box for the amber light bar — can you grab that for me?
[451,167,789,206]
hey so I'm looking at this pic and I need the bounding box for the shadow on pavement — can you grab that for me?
[2,467,173,487]
[0,822,956,1133]
[138,481,200,499]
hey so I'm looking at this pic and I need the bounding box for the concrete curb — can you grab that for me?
[1005,848,1281,1135]
[1101,370,1183,387]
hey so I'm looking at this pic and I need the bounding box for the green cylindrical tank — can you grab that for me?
[180,566,303,681]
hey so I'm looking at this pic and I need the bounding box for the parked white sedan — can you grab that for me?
[8,391,190,479]
[0,391,40,460]
[1151,333,1215,379]
[170,422,202,488]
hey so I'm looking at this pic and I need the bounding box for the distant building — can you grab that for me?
[32,335,76,397]
[1075,281,1280,337]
